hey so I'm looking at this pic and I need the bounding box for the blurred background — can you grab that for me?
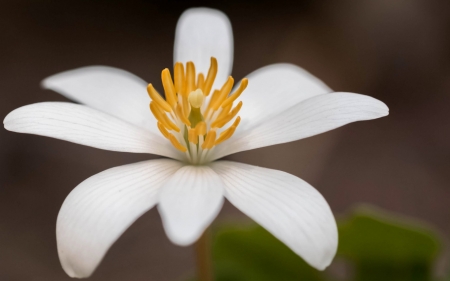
[1,0,449,280]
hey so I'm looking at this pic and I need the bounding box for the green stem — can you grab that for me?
[195,228,214,281]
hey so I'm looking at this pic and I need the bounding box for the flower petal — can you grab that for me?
[42,66,159,134]
[237,63,331,132]
[4,102,182,160]
[211,161,338,270]
[57,159,183,278]
[212,92,389,159]
[174,8,233,90]
[158,165,225,246]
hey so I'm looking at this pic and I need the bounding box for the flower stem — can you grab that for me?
[195,228,214,281]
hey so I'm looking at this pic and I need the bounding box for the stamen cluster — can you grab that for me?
[147,57,248,164]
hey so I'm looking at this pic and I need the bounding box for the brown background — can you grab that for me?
[1,0,449,280]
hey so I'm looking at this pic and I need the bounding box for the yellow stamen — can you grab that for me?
[202,57,218,96]
[186,61,196,94]
[217,103,232,120]
[181,95,190,118]
[161,69,177,107]
[148,59,248,162]
[197,73,205,90]
[211,76,234,111]
[168,134,187,152]
[188,89,204,108]
[202,130,217,149]
[147,84,172,112]
[231,116,241,127]
[215,117,241,145]
[149,102,180,132]
[195,121,206,136]
[221,78,248,108]
[175,104,191,126]
[174,62,185,95]
[157,122,170,139]
[214,116,241,145]
[188,128,198,144]
[205,89,220,115]
[215,126,236,145]
[211,101,243,128]
[161,114,180,132]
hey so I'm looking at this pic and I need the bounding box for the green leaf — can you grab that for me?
[212,224,324,281]
[186,205,443,281]
[338,205,442,281]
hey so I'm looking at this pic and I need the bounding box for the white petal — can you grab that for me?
[211,161,338,270]
[4,102,182,160]
[212,92,388,159]
[174,8,233,90]
[57,159,183,278]
[236,64,331,132]
[42,66,159,134]
[158,165,225,246]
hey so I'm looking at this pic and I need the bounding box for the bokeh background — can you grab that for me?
[1,0,449,280]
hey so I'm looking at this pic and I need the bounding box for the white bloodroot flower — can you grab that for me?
[4,8,388,279]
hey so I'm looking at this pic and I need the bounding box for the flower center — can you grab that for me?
[147,57,248,164]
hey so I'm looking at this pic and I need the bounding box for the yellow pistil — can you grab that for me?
[188,89,205,109]
[147,57,247,163]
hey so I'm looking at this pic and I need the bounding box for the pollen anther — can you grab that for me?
[195,121,206,136]
[175,104,191,126]
[211,76,234,111]
[188,128,198,144]
[197,73,205,90]
[161,69,177,107]
[149,102,180,132]
[174,62,185,94]
[147,84,172,112]
[222,78,248,108]
[202,130,216,149]
[202,57,218,96]
[186,62,196,94]
[168,134,187,152]
[157,122,170,139]
[211,101,242,128]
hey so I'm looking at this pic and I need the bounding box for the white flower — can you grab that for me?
[3,7,388,279]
